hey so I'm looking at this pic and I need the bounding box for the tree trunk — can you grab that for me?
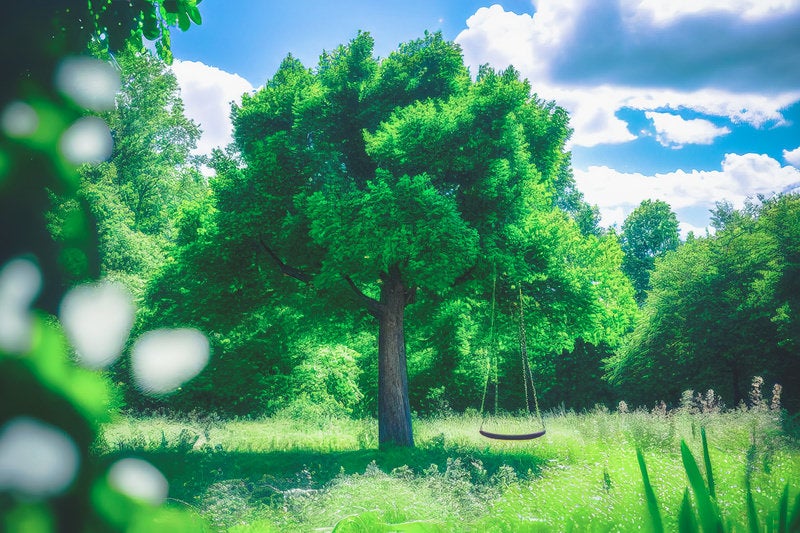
[377,265,414,448]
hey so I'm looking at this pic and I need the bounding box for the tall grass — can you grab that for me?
[95,406,799,532]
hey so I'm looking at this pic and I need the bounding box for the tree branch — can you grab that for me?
[343,275,382,318]
[452,264,477,288]
[258,237,313,284]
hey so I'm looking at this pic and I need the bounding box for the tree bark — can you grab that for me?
[260,243,415,447]
[377,264,414,448]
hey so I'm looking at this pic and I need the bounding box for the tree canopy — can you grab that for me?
[620,199,681,305]
[607,194,800,409]
[146,31,636,446]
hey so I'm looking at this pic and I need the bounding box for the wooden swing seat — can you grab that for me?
[479,428,546,441]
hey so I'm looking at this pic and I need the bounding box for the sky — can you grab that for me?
[166,0,800,237]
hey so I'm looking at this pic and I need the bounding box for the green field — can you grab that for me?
[96,407,799,532]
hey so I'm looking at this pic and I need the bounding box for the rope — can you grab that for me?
[518,287,544,430]
[518,286,530,413]
[479,267,498,428]
[479,274,545,436]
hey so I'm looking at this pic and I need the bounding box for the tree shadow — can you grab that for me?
[97,443,549,504]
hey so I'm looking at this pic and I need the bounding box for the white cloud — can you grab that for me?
[678,220,714,239]
[574,153,800,230]
[632,0,800,24]
[171,60,254,155]
[784,146,800,167]
[455,2,800,147]
[645,112,731,148]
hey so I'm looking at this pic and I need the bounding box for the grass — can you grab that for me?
[94,407,800,531]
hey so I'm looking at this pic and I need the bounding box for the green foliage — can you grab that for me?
[620,199,681,305]
[607,194,800,410]
[0,303,206,530]
[89,0,204,64]
[637,428,800,533]
[1,3,208,529]
[332,511,446,532]
[93,407,799,532]
[637,448,665,533]
[143,31,636,434]
[48,45,204,298]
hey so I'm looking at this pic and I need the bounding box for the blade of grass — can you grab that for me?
[679,488,698,533]
[788,490,800,533]
[636,448,664,533]
[681,440,721,532]
[778,485,788,533]
[746,479,760,533]
[701,427,716,499]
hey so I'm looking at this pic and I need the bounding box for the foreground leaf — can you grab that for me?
[637,448,664,533]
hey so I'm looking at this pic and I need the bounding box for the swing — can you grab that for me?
[479,275,546,441]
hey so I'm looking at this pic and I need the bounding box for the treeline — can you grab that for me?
[61,37,799,418]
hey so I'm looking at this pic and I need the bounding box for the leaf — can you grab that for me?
[681,440,721,532]
[176,8,191,31]
[636,448,664,533]
[746,480,760,533]
[389,521,447,532]
[187,5,202,25]
[332,512,386,532]
[141,4,160,40]
[778,485,788,533]
[788,490,800,533]
[678,488,698,533]
[701,427,716,499]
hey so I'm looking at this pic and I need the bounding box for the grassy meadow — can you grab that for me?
[95,403,800,532]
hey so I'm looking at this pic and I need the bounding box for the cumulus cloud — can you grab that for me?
[631,0,800,26]
[547,0,800,92]
[574,153,800,230]
[784,146,800,167]
[645,112,731,148]
[455,2,800,147]
[171,60,254,155]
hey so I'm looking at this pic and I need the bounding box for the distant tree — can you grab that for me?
[2,0,202,309]
[203,31,636,447]
[606,194,800,409]
[620,199,680,305]
[49,46,204,294]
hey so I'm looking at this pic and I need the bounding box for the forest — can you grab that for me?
[1,1,799,531]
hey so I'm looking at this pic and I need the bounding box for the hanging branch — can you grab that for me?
[259,236,383,318]
[343,275,382,318]
[258,237,313,284]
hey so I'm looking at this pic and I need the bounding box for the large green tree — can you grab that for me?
[193,32,635,446]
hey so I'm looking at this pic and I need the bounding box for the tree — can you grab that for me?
[620,199,681,305]
[607,194,800,409]
[48,45,204,295]
[1,0,202,310]
[1,2,208,530]
[187,32,636,447]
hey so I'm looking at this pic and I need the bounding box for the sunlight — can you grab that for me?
[0,101,39,138]
[58,116,113,165]
[55,56,120,112]
[0,258,41,353]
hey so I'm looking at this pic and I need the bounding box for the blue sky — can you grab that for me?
[167,0,800,236]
